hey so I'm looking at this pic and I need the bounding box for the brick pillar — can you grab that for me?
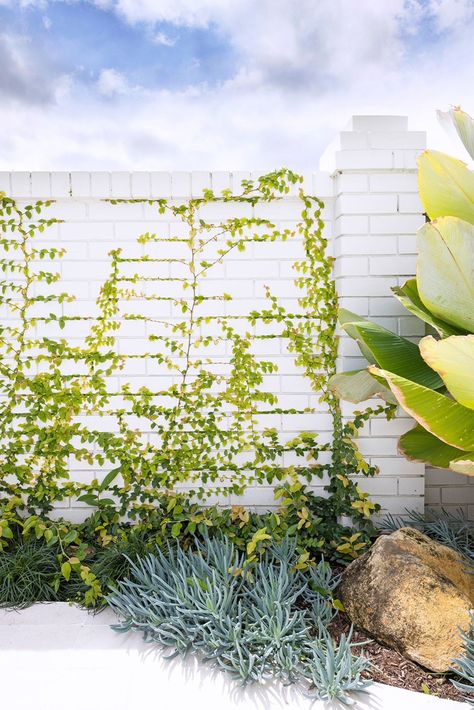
[329,115,427,516]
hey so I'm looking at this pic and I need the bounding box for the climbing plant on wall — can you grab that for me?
[0,171,390,534]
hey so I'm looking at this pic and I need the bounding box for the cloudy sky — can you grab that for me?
[0,0,473,170]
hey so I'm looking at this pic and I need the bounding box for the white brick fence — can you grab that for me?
[1,114,472,520]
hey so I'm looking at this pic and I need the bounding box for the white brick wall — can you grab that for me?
[2,114,472,519]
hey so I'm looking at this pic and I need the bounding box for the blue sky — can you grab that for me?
[0,0,472,169]
[0,1,236,100]
[0,1,234,91]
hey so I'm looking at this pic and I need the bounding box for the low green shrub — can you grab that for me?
[0,481,377,608]
[63,527,153,604]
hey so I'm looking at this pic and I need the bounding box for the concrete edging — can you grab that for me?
[0,603,468,710]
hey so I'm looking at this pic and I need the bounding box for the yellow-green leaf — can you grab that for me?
[338,309,443,390]
[417,217,474,332]
[332,599,346,612]
[371,367,474,452]
[399,425,466,468]
[329,369,396,404]
[171,522,182,538]
[418,150,474,224]
[420,335,474,409]
[392,279,461,338]
[449,455,474,476]
[438,106,474,161]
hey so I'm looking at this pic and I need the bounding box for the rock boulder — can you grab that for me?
[339,527,474,672]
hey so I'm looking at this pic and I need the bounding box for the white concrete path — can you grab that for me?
[0,603,468,710]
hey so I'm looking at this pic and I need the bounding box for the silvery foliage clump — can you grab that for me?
[380,509,474,568]
[451,614,474,705]
[305,553,341,628]
[107,536,371,704]
[302,626,372,706]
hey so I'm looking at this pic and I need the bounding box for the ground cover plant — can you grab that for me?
[0,503,470,704]
[451,614,474,705]
[0,536,60,608]
[107,535,372,705]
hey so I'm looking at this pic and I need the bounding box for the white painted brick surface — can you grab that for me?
[31,172,52,196]
[336,194,398,214]
[350,115,408,131]
[2,115,468,518]
[369,131,426,150]
[339,131,369,150]
[70,172,91,197]
[398,193,423,213]
[334,174,368,193]
[0,172,11,192]
[369,173,419,192]
[51,172,70,197]
[334,235,397,256]
[336,150,395,170]
[11,172,31,195]
[212,171,231,193]
[148,172,169,195]
[369,255,416,275]
[171,171,191,197]
[91,172,110,196]
[370,214,425,234]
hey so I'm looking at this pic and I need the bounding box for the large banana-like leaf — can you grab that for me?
[339,309,443,390]
[370,367,474,451]
[438,107,474,161]
[418,150,474,224]
[399,424,469,468]
[339,309,376,364]
[417,217,474,333]
[329,369,396,404]
[449,455,474,476]
[420,335,474,409]
[392,279,463,338]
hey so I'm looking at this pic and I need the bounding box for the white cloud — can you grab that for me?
[42,14,52,29]
[94,0,232,28]
[0,32,60,103]
[428,0,474,31]
[100,0,410,85]
[89,0,471,94]
[96,67,129,96]
[152,31,176,47]
[2,0,50,7]
[0,0,472,169]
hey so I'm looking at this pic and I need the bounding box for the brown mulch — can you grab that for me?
[329,613,465,702]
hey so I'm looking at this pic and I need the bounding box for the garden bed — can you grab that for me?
[0,603,468,710]
[330,614,465,703]
[1,519,472,706]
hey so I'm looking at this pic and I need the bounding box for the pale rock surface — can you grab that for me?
[339,527,474,672]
